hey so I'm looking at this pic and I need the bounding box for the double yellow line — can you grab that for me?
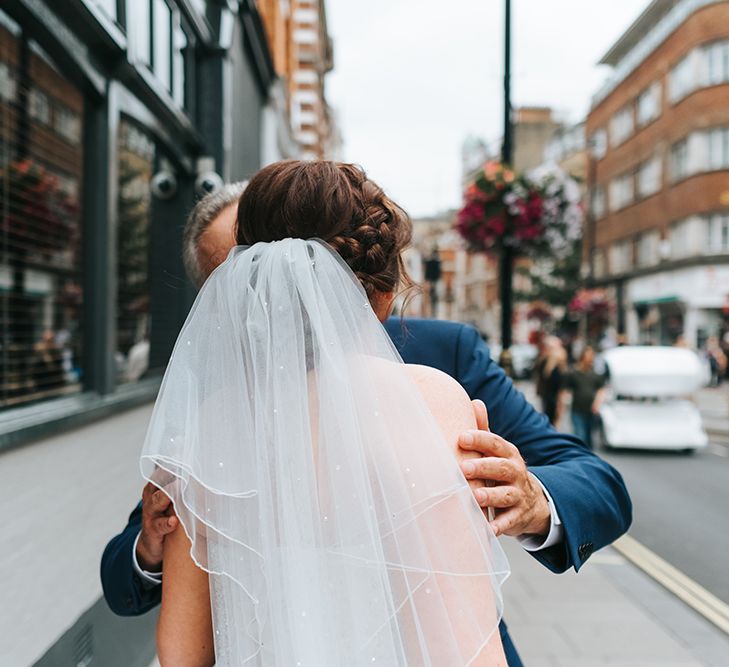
[613,534,729,636]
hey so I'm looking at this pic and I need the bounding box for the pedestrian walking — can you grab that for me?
[563,346,606,450]
[705,336,727,387]
[535,336,567,426]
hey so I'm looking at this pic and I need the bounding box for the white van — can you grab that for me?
[598,346,709,452]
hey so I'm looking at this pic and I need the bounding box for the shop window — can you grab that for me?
[0,61,16,101]
[54,105,82,145]
[28,87,50,124]
[116,118,155,384]
[0,13,84,410]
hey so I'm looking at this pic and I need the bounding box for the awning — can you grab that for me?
[632,296,680,306]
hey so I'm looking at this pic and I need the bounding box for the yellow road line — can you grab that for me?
[613,534,729,636]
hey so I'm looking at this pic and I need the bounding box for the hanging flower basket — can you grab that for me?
[568,288,612,316]
[456,161,583,259]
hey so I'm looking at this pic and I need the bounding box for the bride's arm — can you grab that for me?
[156,523,214,667]
[407,364,507,667]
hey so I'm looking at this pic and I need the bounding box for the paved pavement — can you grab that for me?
[696,385,729,437]
[501,538,729,667]
[0,404,155,666]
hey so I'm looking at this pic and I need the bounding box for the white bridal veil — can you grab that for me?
[141,239,509,666]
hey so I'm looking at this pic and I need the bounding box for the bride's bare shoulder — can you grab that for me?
[405,364,476,432]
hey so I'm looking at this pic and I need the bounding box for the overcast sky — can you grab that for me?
[326,0,653,217]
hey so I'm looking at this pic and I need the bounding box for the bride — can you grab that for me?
[141,160,510,666]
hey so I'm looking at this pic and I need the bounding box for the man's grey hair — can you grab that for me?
[182,181,248,287]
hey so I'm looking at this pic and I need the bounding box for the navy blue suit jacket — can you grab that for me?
[101,318,632,666]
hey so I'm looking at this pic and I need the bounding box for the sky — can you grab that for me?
[326,0,653,217]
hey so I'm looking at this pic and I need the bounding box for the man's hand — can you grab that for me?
[136,482,178,572]
[459,400,551,539]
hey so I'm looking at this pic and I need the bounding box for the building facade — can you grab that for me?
[258,0,339,160]
[0,0,308,664]
[586,0,729,348]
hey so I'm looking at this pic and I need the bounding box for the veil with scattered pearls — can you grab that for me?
[141,238,509,666]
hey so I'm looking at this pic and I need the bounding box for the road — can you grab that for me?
[602,436,729,606]
[516,381,729,608]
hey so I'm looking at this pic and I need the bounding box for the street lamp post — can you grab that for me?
[499,0,515,372]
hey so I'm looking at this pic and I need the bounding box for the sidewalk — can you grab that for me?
[501,538,729,667]
[696,385,729,436]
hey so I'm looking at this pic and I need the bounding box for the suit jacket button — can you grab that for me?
[125,596,134,608]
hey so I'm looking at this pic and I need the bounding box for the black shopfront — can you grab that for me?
[0,0,274,448]
[0,2,274,664]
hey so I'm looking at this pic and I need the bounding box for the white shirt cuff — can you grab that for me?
[132,531,163,587]
[517,474,564,552]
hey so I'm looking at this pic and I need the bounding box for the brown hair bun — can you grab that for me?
[236,160,412,297]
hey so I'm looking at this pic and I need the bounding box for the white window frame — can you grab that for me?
[28,87,51,124]
[708,212,729,253]
[636,231,660,267]
[637,81,662,127]
[609,173,634,212]
[637,155,663,198]
[670,138,689,181]
[590,128,608,159]
[591,186,606,219]
[610,106,634,147]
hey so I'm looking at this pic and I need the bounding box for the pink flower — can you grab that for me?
[486,215,506,236]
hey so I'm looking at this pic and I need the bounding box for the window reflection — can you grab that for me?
[0,13,84,410]
[116,119,154,384]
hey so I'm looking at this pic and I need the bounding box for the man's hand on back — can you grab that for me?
[136,482,178,572]
[459,400,551,539]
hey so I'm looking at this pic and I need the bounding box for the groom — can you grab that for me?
[101,184,632,667]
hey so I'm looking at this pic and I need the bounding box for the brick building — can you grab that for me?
[257,0,340,160]
[586,0,729,347]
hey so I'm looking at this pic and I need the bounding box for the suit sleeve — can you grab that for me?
[100,502,162,616]
[454,325,632,573]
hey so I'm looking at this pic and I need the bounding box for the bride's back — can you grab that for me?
[149,160,508,666]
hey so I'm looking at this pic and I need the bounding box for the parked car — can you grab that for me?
[488,343,538,379]
[598,346,708,452]
[510,344,539,379]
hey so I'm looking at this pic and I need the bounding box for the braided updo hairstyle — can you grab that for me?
[236,160,413,299]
